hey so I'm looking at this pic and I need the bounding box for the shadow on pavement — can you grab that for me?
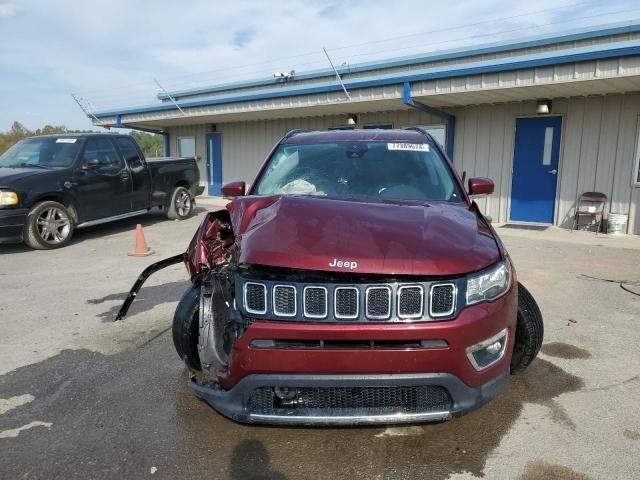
[87,280,189,321]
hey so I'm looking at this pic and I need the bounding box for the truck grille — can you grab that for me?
[238,277,459,322]
[248,385,452,416]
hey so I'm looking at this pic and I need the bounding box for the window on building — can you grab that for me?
[82,138,122,171]
[363,123,394,129]
[178,137,196,157]
[416,125,446,149]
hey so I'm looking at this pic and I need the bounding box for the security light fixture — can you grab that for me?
[273,70,295,80]
[346,114,358,126]
[536,99,552,115]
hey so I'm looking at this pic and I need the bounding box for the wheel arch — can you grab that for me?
[30,193,77,223]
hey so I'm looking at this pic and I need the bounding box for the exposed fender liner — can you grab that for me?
[115,253,186,320]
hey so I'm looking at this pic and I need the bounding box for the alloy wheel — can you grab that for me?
[36,207,71,245]
[176,191,192,217]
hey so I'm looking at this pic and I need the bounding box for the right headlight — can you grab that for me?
[466,259,511,306]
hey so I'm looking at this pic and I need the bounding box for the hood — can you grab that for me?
[0,167,50,187]
[229,195,500,276]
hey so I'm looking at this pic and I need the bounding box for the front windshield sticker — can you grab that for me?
[387,143,429,152]
[56,138,77,143]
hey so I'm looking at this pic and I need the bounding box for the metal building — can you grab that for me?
[91,21,640,234]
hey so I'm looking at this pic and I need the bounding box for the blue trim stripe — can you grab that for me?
[159,21,640,101]
[94,40,640,119]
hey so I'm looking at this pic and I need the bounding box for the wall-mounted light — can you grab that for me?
[536,99,552,115]
[346,114,358,126]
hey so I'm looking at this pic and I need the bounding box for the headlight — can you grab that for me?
[466,259,511,305]
[0,191,18,206]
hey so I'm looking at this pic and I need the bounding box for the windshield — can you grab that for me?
[253,141,463,202]
[0,137,82,168]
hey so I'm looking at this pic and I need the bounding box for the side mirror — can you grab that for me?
[468,177,494,196]
[221,181,246,197]
[82,158,101,170]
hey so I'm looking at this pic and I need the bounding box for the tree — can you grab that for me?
[0,122,164,158]
[129,131,164,158]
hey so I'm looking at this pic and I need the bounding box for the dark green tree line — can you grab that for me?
[0,121,163,158]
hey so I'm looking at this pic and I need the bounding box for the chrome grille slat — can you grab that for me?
[244,282,267,315]
[334,287,359,319]
[430,283,456,317]
[273,285,296,317]
[397,285,423,319]
[365,286,392,320]
[304,286,328,318]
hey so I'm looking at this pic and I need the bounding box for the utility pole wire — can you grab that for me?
[323,47,351,101]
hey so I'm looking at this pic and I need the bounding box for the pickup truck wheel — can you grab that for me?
[167,186,193,220]
[24,201,74,250]
[172,285,201,371]
[510,282,544,374]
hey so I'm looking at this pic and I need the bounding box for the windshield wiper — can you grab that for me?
[13,163,51,169]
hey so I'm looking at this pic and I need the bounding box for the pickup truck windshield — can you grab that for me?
[0,137,81,168]
[253,141,463,202]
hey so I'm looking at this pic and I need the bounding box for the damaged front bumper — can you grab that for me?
[190,371,509,426]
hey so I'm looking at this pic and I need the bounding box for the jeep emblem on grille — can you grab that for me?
[329,258,358,270]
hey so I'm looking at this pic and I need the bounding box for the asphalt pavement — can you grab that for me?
[1,206,639,479]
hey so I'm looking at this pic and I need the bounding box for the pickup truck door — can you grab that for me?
[71,137,133,221]
[114,137,151,211]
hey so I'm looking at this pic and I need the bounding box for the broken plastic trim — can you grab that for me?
[115,253,186,321]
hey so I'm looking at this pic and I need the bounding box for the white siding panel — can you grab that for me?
[611,94,640,216]
[575,96,604,196]
[557,97,586,227]
[594,95,622,197]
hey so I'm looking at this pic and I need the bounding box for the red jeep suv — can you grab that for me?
[121,128,543,425]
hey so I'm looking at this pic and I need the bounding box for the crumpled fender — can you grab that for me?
[185,209,235,279]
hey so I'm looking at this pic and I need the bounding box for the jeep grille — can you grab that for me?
[238,276,460,323]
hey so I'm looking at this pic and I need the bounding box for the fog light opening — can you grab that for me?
[466,329,508,371]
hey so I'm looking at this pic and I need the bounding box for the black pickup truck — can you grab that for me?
[0,133,203,249]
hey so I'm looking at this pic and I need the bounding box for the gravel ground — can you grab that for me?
[0,207,639,479]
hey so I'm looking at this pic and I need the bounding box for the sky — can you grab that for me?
[0,0,639,131]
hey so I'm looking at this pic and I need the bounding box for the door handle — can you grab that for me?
[548,169,557,175]
[120,170,130,181]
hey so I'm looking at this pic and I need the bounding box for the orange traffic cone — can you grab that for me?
[128,224,155,257]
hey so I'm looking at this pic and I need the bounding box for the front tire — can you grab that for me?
[510,282,544,374]
[172,285,201,371]
[167,186,193,220]
[24,201,74,250]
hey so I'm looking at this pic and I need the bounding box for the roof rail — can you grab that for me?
[404,126,434,139]
[282,129,310,140]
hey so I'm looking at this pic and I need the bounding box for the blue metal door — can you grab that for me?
[206,133,223,195]
[510,116,562,223]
